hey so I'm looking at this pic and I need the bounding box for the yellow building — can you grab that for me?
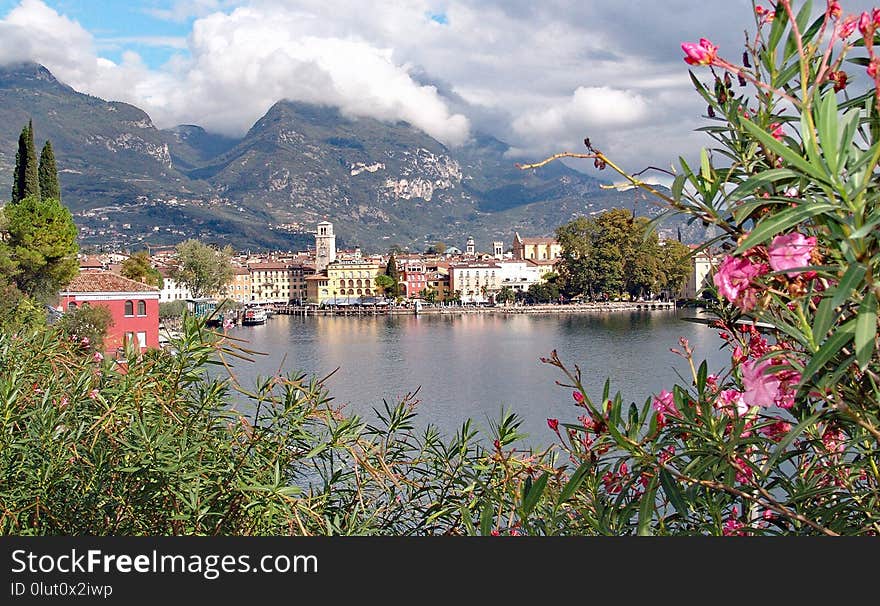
[307,260,382,304]
[512,232,562,261]
[247,262,308,304]
[222,267,253,303]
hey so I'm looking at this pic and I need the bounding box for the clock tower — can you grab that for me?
[315,221,336,272]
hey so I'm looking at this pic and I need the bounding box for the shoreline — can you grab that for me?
[272,301,679,317]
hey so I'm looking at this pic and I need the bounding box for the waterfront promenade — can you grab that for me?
[271,301,676,316]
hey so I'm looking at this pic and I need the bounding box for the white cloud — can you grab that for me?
[0,1,470,146]
[5,0,880,171]
[513,87,649,141]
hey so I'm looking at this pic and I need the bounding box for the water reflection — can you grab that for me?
[224,310,730,448]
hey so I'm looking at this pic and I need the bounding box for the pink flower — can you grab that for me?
[740,359,781,408]
[829,1,842,20]
[713,255,768,306]
[734,457,754,484]
[547,418,559,432]
[681,38,718,66]
[80,336,90,348]
[717,389,749,416]
[859,11,873,37]
[874,8,880,26]
[759,420,792,442]
[88,388,100,400]
[840,15,859,38]
[653,389,677,425]
[572,390,585,405]
[869,58,880,78]
[92,351,104,363]
[768,232,817,277]
[706,374,719,392]
[723,508,746,536]
[769,122,784,141]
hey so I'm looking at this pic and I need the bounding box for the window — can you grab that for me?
[67,301,77,310]
[137,300,146,316]
[136,332,147,349]
[124,300,134,316]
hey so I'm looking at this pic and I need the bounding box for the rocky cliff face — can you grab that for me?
[0,63,693,252]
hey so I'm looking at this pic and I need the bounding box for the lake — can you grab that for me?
[221,309,731,448]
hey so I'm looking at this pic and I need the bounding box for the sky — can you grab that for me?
[0,0,876,176]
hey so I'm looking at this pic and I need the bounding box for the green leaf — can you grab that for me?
[638,479,657,536]
[727,169,799,204]
[854,292,877,370]
[761,411,823,475]
[798,320,856,387]
[659,469,688,520]
[558,461,591,504]
[700,148,713,184]
[736,203,836,251]
[741,118,832,183]
[817,91,839,174]
[831,263,867,310]
[521,472,549,519]
[479,501,494,536]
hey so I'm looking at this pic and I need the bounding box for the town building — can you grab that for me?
[157,267,192,302]
[224,266,252,304]
[315,221,337,272]
[247,261,305,304]
[680,249,718,299]
[58,271,160,354]
[399,259,428,298]
[512,232,562,261]
[448,262,502,303]
[325,259,382,304]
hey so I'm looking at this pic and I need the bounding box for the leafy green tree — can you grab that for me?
[495,285,516,304]
[173,240,234,298]
[58,304,113,351]
[656,239,693,299]
[385,254,400,298]
[0,284,44,335]
[4,195,78,302]
[524,282,560,304]
[556,209,664,299]
[159,300,186,320]
[426,241,447,255]
[374,273,396,298]
[121,251,164,289]
[11,120,40,204]
[555,217,597,298]
[38,140,60,202]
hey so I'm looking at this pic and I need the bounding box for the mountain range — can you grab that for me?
[0,62,698,253]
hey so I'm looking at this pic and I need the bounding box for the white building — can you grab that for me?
[315,221,337,272]
[157,267,192,302]
[680,249,718,299]
[496,260,547,293]
[448,262,501,303]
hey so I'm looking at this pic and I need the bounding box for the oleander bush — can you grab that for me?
[2,0,878,535]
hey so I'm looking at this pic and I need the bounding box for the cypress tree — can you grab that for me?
[11,120,40,203]
[385,254,400,298]
[38,140,60,201]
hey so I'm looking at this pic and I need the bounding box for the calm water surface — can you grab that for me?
[223,309,730,448]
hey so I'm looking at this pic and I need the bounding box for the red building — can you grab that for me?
[59,271,160,354]
[400,260,427,299]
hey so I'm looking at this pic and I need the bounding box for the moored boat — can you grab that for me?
[242,307,267,325]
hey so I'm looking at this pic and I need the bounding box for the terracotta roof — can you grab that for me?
[62,270,159,293]
[78,255,104,268]
[526,259,559,267]
[521,237,558,245]
[247,262,292,270]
